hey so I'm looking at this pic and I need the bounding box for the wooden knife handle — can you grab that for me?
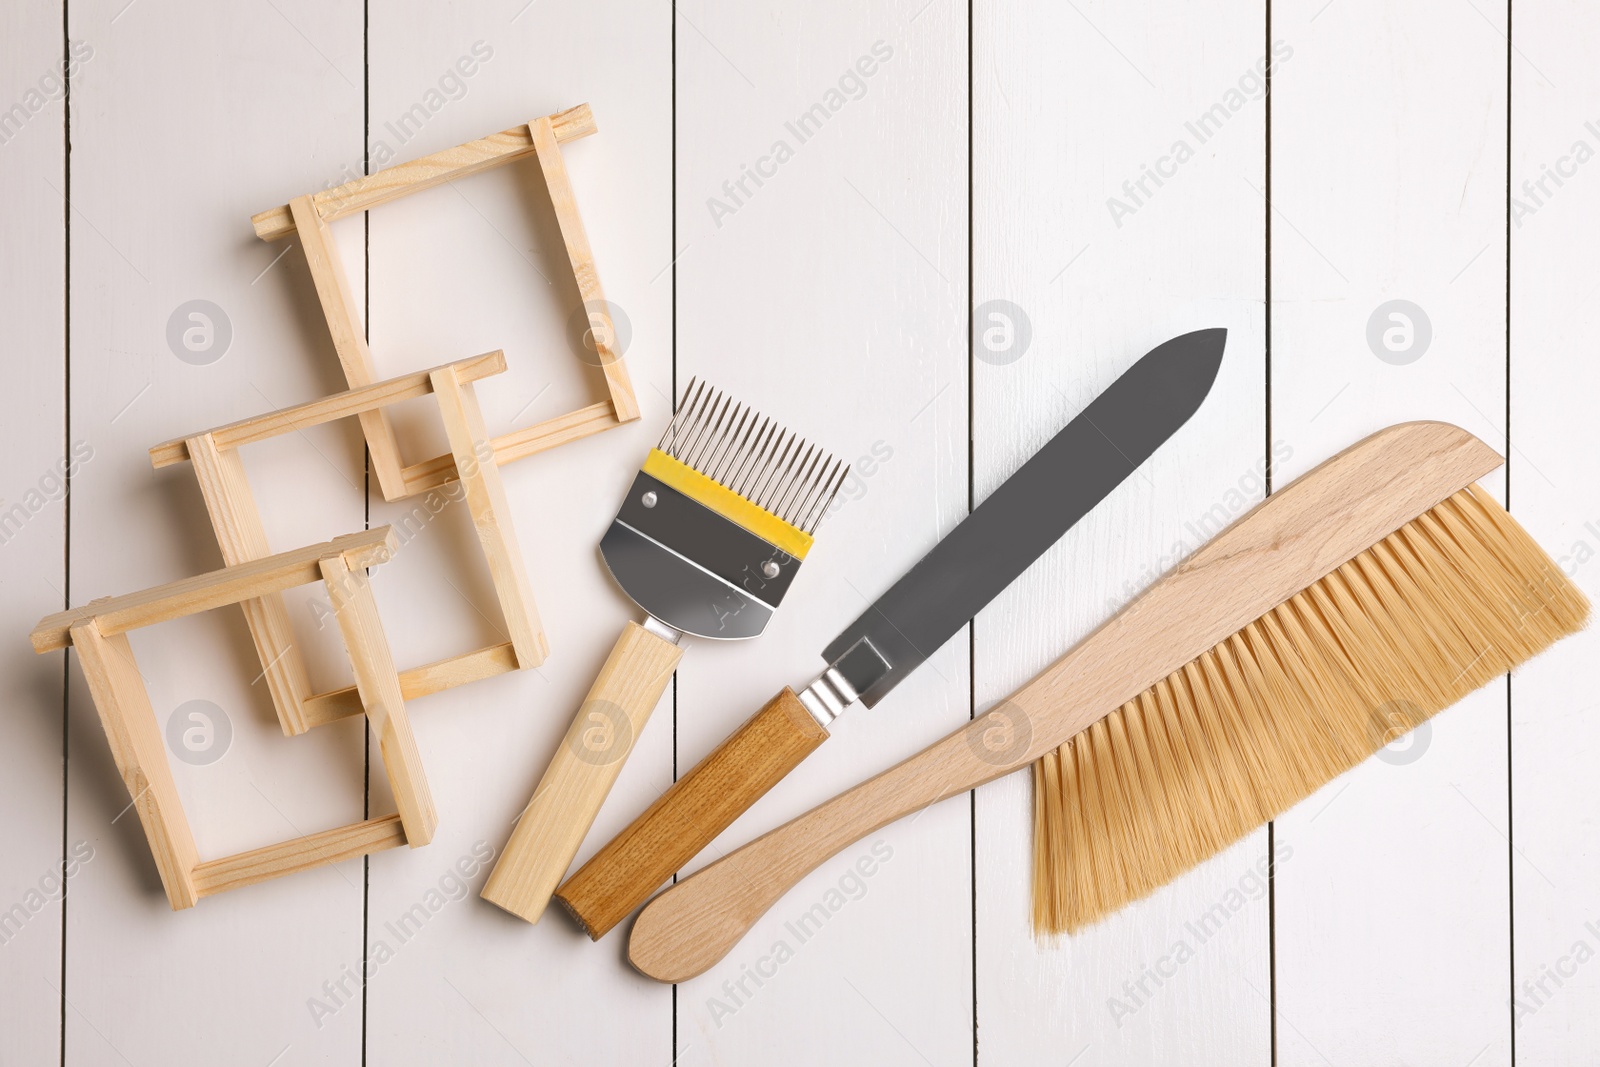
[481,620,682,924]
[555,687,828,939]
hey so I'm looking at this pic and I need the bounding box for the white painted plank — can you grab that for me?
[63,1,372,1062]
[1508,2,1600,1056]
[360,3,674,1064]
[0,5,68,1063]
[972,1,1270,1063]
[672,2,970,1063]
[1270,2,1511,1064]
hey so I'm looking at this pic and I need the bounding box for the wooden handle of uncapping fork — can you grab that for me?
[481,620,682,923]
[554,687,829,939]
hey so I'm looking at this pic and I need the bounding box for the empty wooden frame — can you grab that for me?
[250,102,639,503]
[30,528,436,910]
[149,352,546,737]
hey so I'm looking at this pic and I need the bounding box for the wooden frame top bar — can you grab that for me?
[148,351,506,468]
[250,104,596,241]
[30,527,398,652]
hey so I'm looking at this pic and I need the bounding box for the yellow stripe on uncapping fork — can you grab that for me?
[641,449,814,560]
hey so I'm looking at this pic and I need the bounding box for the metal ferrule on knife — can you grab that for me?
[797,635,893,726]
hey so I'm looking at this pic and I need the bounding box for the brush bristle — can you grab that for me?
[1031,484,1589,936]
[658,378,849,535]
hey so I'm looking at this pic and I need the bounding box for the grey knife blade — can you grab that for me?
[819,327,1227,708]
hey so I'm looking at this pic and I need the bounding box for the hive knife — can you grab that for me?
[555,327,1228,939]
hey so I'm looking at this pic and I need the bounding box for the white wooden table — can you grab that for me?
[3,1,1595,1062]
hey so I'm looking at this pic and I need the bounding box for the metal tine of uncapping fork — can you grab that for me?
[724,416,771,496]
[734,422,783,500]
[705,404,752,484]
[688,393,737,472]
[682,389,730,469]
[792,456,841,531]
[773,444,822,523]
[660,379,708,457]
[757,435,805,513]
[800,461,851,533]
[751,432,796,511]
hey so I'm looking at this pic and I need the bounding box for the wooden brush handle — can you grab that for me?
[626,421,1504,981]
[555,688,828,939]
[481,621,682,923]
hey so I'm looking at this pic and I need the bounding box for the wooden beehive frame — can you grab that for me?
[250,102,639,504]
[148,351,546,737]
[29,527,436,910]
